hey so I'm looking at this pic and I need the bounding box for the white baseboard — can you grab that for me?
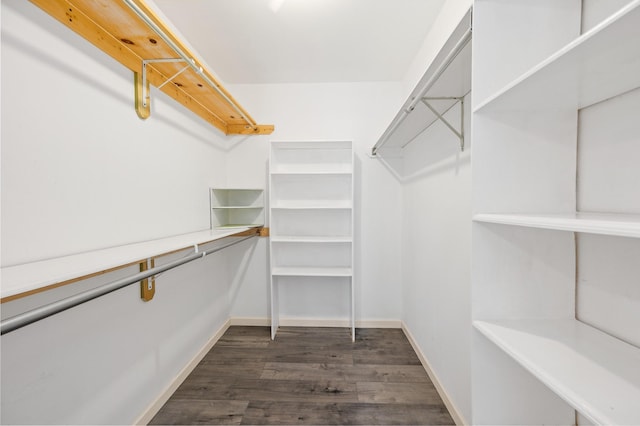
[401,322,467,426]
[229,317,270,326]
[229,316,402,329]
[134,319,231,425]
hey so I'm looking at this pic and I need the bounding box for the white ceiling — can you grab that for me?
[152,0,447,84]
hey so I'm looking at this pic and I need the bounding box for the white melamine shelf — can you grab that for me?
[212,206,264,209]
[271,266,353,277]
[271,201,352,210]
[271,236,352,243]
[474,1,640,113]
[474,319,640,426]
[270,171,352,176]
[1,228,252,300]
[473,212,640,238]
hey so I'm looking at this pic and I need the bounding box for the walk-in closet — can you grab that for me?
[1,0,638,424]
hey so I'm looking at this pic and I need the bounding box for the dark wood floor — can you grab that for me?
[150,326,454,425]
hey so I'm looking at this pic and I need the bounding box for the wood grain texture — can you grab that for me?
[27,0,273,135]
[149,327,454,425]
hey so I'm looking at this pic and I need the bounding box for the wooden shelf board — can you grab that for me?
[473,212,640,238]
[474,319,640,426]
[1,228,254,301]
[29,0,273,135]
[474,1,640,113]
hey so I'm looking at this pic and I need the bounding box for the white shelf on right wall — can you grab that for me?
[474,1,640,113]
[474,319,640,426]
[473,212,640,239]
[471,1,640,424]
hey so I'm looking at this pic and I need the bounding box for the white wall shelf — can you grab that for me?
[210,188,264,229]
[471,1,640,424]
[271,267,353,277]
[474,319,640,426]
[474,1,640,113]
[269,141,354,341]
[1,228,254,301]
[473,213,640,239]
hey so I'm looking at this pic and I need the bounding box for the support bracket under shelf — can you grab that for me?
[421,97,465,151]
[139,258,156,301]
[135,58,187,119]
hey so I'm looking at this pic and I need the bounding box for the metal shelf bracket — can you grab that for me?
[135,58,188,119]
[421,97,465,151]
[139,258,156,301]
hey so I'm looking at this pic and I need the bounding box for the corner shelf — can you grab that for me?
[474,319,640,426]
[30,0,273,135]
[210,188,264,229]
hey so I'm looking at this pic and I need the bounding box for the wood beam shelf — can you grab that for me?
[29,0,274,136]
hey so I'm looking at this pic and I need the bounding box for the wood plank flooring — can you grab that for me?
[149,327,454,425]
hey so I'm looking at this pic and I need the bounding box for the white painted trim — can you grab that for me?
[401,322,467,426]
[278,317,402,329]
[133,319,231,425]
[229,317,270,326]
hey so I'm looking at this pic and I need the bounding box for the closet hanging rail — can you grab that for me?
[0,234,256,335]
[371,17,471,156]
[28,0,274,135]
[121,0,257,129]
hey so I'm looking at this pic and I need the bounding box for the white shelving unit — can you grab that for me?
[210,188,264,229]
[471,1,640,425]
[269,141,354,341]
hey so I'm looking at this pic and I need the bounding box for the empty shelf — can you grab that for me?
[473,212,640,238]
[271,266,353,277]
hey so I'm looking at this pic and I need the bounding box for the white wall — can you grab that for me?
[225,82,405,324]
[0,1,252,423]
[399,0,473,423]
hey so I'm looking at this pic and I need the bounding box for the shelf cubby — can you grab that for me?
[210,188,264,229]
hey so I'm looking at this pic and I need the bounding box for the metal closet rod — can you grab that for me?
[372,25,472,155]
[122,0,258,129]
[0,234,256,335]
